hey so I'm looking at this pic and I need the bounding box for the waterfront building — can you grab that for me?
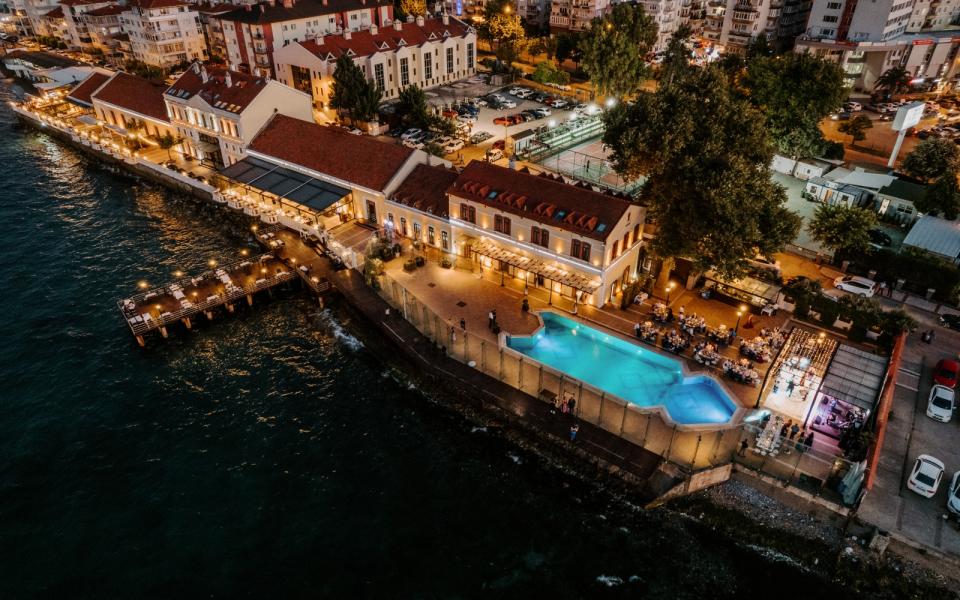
[90,70,174,138]
[120,0,207,68]
[272,14,476,108]
[795,0,960,91]
[216,0,395,78]
[82,4,126,61]
[163,62,313,168]
[1,49,78,81]
[60,0,119,51]
[702,0,812,52]
[65,69,111,106]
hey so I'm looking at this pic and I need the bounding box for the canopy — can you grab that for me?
[820,344,888,412]
[472,240,600,294]
[704,270,781,306]
[222,156,350,213]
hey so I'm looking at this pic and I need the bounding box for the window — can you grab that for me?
[826,1,841,7]
[446,47,454,74]
[570,239,591,262]
[374,63,385,90]
[424,56,432,80]
[622,232,630,250]
[441,230,449,250]
[428,225,436,245]
[400,56,409,86]
[494,214,511,235]
[822,15,838,22]
[632,223,640,244]
[467,43,474,67]
[611,240,620,259]
[400,217,408,236]
[531,226,549,248]
[459,203,475,223]
[413,221,422,240]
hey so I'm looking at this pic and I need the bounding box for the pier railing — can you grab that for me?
[375,272,745,471]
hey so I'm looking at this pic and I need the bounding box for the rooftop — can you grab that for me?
[66,71,111,106]
[128,0,191,10]
[248,114,415,192]
[165,64,267,114]
[2,51,78,69]
[218,0,389,25]
[300,17,471,59]
[85,5,127,16]
[91,72,170,123]
[390,164,459,218]
[448,162,631,241]
[879,178,927,203]
[903,215,960,259]
[43,6,64,18]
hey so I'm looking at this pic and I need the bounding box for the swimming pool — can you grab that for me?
[506,312,738,425]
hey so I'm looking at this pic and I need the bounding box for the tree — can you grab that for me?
[487,10,525,66]
[742,52,847,160]
[837,114,873,146]
[902,137,960,182]
[398,0,426,16]
[531,60,570,85]
[579,3,657,98]
[529,36,557,59]
[874,66,912,96]
[916,171,960,220]
[396,84,431,129]
[330,54,367,120]
[602,65,801,282]
[157,132,183,161]
[807,203,877,255]
[353,81,383,123]
[658,25,694,88]
[555,32,581,64]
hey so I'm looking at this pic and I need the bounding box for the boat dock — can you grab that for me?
[117,253,297,346]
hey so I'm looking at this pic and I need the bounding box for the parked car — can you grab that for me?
[939,313,960,330]
[507,87,524,95]
[534,107,552,117]
[485,148,504,162]
[844,101,863,111]
[492,139,506,150]
[550,99,568,109]
[500,99,517,109]
[830,111,852,121]
[907,454,945,498]
[868,228,892,246]
[401,128,423,141]
[833,275,877,297]
[469,131,493,144]
[926,384,956,422]
[515,88,534,99]
[443,139,465,153]
[949,471,960,517]
[532,92,548,103]
[472,97,488,107]
[457,114,478,124]
[934,358,960,388]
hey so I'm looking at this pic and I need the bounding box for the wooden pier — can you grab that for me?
[254,224,336,296]
[117,253,296,346]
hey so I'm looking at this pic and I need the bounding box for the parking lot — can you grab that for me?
[857,325,960,559]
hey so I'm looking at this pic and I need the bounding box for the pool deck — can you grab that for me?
[383,255,791,412]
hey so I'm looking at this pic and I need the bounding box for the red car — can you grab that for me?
[934,359,959,388]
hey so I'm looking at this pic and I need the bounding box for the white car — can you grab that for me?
[515,89,534,99]
[907,454,945,498]
[948,471,960,516]
[400,128,423,141]
[443,139,465,153]
[550,99,568,109]
[500,99,517,109]
[844,101,862,111]
[833,275,877,297]
[457,114,477,124]
[507,87,524,95]
[926,384,956,422]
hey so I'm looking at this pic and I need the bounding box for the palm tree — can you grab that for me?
[873,66,912,97]
[157,133,184,162]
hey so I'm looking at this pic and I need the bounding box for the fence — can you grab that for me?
[376,271,746,470]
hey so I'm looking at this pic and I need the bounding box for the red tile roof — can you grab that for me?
[66,71,110,106]
[43,6,64,18]
[301,17,471,59]
[85,5,126,16]
[91,72,170,123]
[248,114,415,192]
[449,162,631,242]
[129,0,190,9]
[219,0,390,25]
[165,65,267,114]
[390,164,458,218]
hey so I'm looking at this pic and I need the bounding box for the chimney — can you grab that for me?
[369,23,377,35]
[415,14,424,26]
[192,62,201,74]
[225,71,233,87]
[343,28,351,39]
[393,19,401,30]
[405,14,413,22]
[315,32,325,44]
[442,13,449,25]
[200,65,209,82]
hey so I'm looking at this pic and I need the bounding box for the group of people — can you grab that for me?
[634,321,660,344]
[693,342,721,366]
[747,413,816,457]
[722,358,760,386]
[778,418,816,454]
[662,329,691,354]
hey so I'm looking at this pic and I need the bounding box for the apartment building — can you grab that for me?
[272,14,476,107]
[703,0,811,51]
[38,4,66,38]
[796,0,960,90]
[120,0,206,67]
[639,0,685,52]
[60,0,117,50]
[196,3,234,59]
[82,4,126,58]
[549,0,611,33]
[216,0,394,78]
[163,63,313,168]
[22,0,60,37]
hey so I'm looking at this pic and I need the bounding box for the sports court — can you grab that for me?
[535,137,645,195]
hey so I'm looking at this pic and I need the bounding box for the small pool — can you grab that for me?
[506,312,738,425]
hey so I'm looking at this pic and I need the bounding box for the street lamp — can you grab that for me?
[173,270,183,278]
[735,309,744,334]
[137,280,149,290]
[208,259,218,268]
[666,282,675,303]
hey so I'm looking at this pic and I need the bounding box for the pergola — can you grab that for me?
[471,240,600,304]
[221,156,352,225]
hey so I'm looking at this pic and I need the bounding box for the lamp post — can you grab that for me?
[735,309,744,335]
[666,282,675,304]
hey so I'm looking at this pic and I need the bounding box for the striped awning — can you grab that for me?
[472,240,600,294]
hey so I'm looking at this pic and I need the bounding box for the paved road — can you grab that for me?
[857,325,960,559]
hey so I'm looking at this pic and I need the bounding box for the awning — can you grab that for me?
[76,114,98,126]
[472,240,600,294]
[103,123,127,135]
[705,270,781,304]
[221,156,350,213]
[820,344,888,412]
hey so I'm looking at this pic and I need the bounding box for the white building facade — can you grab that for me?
[120,0,206,67]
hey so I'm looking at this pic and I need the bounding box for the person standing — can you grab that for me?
[789,422,801,440]
[460,317,466,331]
[804,431,815,450]
[569,424,579,441]
[738,438,749,456]
[488,310,495,330]
[567,397,576,415]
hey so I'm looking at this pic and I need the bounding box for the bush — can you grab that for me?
[403,259,417,272]
[822,140,845,160]
[440,257,452,269]
[415,256,425,267]
[844,246,960,304]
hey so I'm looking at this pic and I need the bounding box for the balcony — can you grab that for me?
[732,10,757,21]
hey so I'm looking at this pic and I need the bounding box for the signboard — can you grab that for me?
[892,101,925,131]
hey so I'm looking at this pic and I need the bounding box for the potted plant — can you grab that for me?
[403,259,417,272]
[440,257,452,269]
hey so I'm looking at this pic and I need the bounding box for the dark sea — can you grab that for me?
[0,79,848,599]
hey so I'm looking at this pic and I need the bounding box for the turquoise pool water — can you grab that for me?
[506,313,738,425]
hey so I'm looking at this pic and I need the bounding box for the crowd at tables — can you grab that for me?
[722,358,761,386]
[693,342,721,366]
[739,327,786,363]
